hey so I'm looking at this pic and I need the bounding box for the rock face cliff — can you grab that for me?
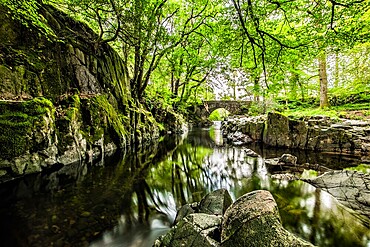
[0,4,159,181]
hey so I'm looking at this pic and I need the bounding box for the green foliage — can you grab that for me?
[248,100,283,116]
[285,107,340,119]
[345,164,370,174]
[1,0,56,39]
[208,108,229,121]
[329,89,370,106]
[3,0,370,120]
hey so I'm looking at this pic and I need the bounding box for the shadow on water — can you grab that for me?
[0,127,369,247]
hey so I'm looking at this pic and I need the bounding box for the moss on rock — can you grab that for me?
[0,97,55,159]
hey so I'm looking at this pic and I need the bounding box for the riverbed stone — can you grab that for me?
[271,173,297,180]
[154,213,222,247]
[279,154,298,166]
[221,190,314,247]
[244,148,259,157]
[173,203,198,225]
[302,170,370,218]
[199,189,233,216]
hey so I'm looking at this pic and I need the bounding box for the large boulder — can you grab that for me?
[263,112,291,147]
[303,170,370,218]
[156,190,315,247]
[289,119,308,148]
[221,190,314,247]
[265,154,331,174]
[198,189,233,216]
[154,213,222,247]
[173,189,232,225]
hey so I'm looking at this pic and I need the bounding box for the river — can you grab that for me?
[0,126,369,247]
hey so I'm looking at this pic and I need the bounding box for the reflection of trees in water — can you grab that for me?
[1,128,370,247]
[150,143,214,208]
[269,180,370,247]
[120,130,370,247]
[310,188,321,244]
[0,135,182,246]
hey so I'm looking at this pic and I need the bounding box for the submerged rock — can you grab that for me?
[303,170,370,218]
[271,173,297,180]
[265,154,331,175]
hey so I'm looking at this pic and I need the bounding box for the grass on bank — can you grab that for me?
[283,104,370,120]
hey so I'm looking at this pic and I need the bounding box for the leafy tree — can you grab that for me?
[51,0,216,101]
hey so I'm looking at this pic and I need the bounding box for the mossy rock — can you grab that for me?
[0,97,55,159]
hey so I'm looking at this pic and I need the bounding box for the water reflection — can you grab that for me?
[0,128,369,247]
[93,128,370,247]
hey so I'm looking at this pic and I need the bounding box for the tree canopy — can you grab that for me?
[2,0,370,111]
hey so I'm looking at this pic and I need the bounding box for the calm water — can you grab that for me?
[0,127,369,247]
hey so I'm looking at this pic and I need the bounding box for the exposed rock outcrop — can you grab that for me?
[154,189,314,247]
[0,4,163,181]
[222,112,370,158]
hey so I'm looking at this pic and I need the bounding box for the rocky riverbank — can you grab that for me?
[222,112,370,159]
[0,4,185,182]
[154,189,314,247]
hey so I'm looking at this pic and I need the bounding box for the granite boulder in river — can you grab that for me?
[303,170,370,218]
[153,189,314,247]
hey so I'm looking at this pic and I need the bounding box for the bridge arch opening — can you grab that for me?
[208,108,230,121]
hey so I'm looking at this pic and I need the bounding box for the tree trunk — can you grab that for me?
[232,82,237,100]
[289,70,299,100]
[319,53,329,108]
[253,75,260,101]
[334,51,339,87]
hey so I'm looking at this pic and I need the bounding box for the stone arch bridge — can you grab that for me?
[197,100,252,118]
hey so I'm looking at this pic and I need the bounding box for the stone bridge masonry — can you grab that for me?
[198,100,252,118]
